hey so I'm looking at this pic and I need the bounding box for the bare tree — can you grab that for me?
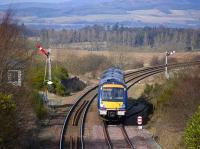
[0,10,33,85]
[0,11,37,148]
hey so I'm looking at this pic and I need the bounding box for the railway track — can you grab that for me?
[125,60,200,77]
[59,86,98,149]
[101,67,169,149]
[103,122,134,149]
[60,61,200,149]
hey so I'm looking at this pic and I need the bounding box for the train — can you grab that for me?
[98,67,128,121]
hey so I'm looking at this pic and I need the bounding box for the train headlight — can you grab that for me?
[99,110,107,115]
[100,102,105,108]
[117,111,125,116]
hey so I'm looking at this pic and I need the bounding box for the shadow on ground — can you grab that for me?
[124,97,153,125]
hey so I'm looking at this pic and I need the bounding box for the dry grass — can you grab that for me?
[52,48,200,67]
[146,67,200,149]
[52,49,146,76]
[128,66,200,149]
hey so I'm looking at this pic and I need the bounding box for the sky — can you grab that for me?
[0,0,200,28]
[0,0,69,4]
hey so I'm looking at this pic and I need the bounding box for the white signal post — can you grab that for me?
[36,44,53,85]
[47,49,53,85]
[137,116,143,129]
[165,51,175,79]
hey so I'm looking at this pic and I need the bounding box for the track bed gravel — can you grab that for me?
[125,126,162,149]
[84,98,108,149]
[38,107,70,149]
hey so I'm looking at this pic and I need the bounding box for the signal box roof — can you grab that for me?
[99,67,125,85]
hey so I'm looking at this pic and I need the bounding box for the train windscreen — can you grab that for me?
[101,87,124,101]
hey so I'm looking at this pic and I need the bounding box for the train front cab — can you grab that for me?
[98,83,127,121]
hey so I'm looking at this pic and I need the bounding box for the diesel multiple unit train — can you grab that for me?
[98,67,128,121]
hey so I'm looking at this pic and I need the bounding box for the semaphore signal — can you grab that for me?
[165,50,176,79]
[35,44,53,85]
[35,44,49,57]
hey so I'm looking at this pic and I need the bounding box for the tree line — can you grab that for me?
[37,24,200,51]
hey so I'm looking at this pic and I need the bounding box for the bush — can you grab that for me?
[150,56,178,66]
[53,66,68,80]
[150,56,161,66]
[29,63,69,96]
[29,66,45,90]
[184,106,200,148]
[52,66,69,96]
[141,69,200,149]
[142,80,176,108]
[0,93,18,148]
[32,92,47,120]
[143,84,154,96]
[192,55,200,61]
[0,93,15,113]
[157,80,176,107]
[78,54,113,74]
[125,59,144,69]
[64,52,144,75]
[53,79,70,96]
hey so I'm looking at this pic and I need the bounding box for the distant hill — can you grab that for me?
[0,0,200,28]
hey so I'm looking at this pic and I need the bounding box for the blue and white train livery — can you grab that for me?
[98,67,128,121]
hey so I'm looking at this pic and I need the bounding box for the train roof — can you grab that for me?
[103,67,123,75]
[99,67,125,85]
